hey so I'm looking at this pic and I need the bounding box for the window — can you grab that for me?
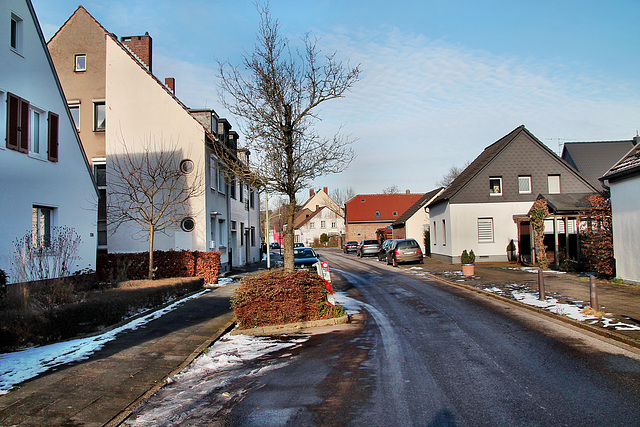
[30,108,42,155]
[548,175,561,194]
[478,218,494,243]
[6,93,57,161]
[432,221,437,245]
[331,222,337,228]
[75,54,86,72]
[217,167,226,193]
[10,13,23,53]
[93,101,105,131]
[442,219,446,246]
[250,190,255,209]
[181,217,195,232]
[489,177,502,196]
[68,101,80,131]
[32,206,53,247]
[240,223,245,245]
[218,219,226,247]
[239,183,244,202]
[518,176,531,194]
[180,159,194,174]
[375,210,381,217]
[210,216,216,249]
[47,112,59,162]
[310,222,315,229]
[229,176,236,199]
[7,92,29,152]
[209,157,217,190]
[393,211,398,216]
[250,227,256,246]
[321,220,326,228]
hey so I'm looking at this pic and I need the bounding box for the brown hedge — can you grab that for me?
[97,250,220,284]
[232,269,344,329]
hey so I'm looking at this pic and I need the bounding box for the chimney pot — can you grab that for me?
[121,33,153,72]
[310,189,315,197]
[323,187,328,194]
[406,189,410,194]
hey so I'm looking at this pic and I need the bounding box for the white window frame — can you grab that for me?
[518,176,531,194]
[218,219,227,247]
[321,220,326,229]
[489,177,502,196]
[68,101,80,131]
[442,219,446,246]
[32,205,55,247]
[310,222,315,229]
[331,222,337,228]
[29,104,46,157]
[93,100,105,131]
[478,217,494,243]
[217,167,226,194]
[75,54,87,72]
[10,13,23,55]
[432,221,437,245]
[548,174,561,194]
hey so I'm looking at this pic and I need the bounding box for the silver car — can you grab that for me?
[357,239,380,257]
[378,239,398,261]
[386,238,424,266]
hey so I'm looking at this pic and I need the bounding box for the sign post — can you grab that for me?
[316,261,335,306]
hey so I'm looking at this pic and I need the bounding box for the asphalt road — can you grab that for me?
[133,251,640,426]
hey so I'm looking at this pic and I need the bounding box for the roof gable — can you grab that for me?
[346,193,425,222]
[392,187,444,226]
[602,144,640,182]
[561,140,636,189]
[429,125,596,206]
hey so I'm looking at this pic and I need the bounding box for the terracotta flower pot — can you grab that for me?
[461,263,475,277]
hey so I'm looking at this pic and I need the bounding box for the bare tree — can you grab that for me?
[216,3,360,271]
[382,185,400,194]
[436,161,471,188]
[107,137,204,280]
[330,186,355,214]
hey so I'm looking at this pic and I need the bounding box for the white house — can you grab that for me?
[601,143,640,284]
[426,126,596,264]
[0,0,98,282]
[391,188,444,253]
[295,206,345,246]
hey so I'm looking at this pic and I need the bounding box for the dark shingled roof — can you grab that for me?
[601,144,640,182]
[537,193,593,214]
[562,139,636,189]
[392,187,443,226]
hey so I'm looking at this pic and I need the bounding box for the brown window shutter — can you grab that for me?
[6,93,20,151]
[48,112,59,162]
[19,97,29,153]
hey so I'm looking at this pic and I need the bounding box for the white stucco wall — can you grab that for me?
[430,201,533,263]
[405,207,429,253]
[105,36,208,254]
[0,0,97,282]
[610,176,640,284]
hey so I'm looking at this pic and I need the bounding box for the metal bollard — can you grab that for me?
[590,275,599,310]
[538,267,545,301]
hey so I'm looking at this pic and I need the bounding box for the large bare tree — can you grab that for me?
[217,3,360,271]
[107,137,204,279]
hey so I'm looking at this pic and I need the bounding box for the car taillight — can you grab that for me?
[418,248,422,254]
[394,249,399,255]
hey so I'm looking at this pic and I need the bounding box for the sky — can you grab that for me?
[31,0,640,198]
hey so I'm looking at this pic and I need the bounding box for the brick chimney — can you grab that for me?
[310,189,315,197]
[323,187,328,194]
[165,77,175,95]
[121,32,152,72]
[406,189,410,194]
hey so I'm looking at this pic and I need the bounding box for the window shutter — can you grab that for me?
[478,218,494,243]
[47,112,59,162]
[7,93,20,151]
[19,97,29,153]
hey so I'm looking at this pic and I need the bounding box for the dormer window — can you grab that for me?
[489,177,502,196]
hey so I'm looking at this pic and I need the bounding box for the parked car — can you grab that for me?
[343,241,359,254]
[357,239,381,257]
[269,242,281,251]
[386,238,423,266]
[378,239,398,262]
[294,242,304,248]
[293,247,320,268]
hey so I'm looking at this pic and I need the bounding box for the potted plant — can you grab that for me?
[461,249,475,276]
[506,239,517,263]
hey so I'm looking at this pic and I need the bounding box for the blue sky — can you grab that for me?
[32,0,640,196]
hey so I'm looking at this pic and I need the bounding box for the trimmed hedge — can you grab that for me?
[232,269,345,329]
[97,250,220,284]
[0,278,203,351]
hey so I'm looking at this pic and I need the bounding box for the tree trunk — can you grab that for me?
[148,225,155,280]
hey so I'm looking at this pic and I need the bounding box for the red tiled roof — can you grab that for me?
[346,193,425,223]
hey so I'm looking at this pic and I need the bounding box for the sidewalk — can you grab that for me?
[416,256,640,344]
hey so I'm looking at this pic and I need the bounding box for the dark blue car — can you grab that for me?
[293,247,319,268]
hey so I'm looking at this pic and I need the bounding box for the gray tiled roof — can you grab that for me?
[392,187,443,226]
[601,144,640,182]
[562,140,635,188]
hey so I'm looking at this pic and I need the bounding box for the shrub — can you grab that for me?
[232,269,345,329]
[461,249,475,264]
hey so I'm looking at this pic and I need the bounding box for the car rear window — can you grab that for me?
[363,240,378,245]
[397,240,419,249]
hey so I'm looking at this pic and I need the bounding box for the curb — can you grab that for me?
[423,272,640,350]
[231,315,351,336]
[106,316,236,426]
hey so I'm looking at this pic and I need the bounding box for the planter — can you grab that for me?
[461,263,475,277]
[507,250,517,263]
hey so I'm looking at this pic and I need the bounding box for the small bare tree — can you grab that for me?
[107,137,204,279]
[216,3,360,271]
[382,185,400,194]
[436,161,471,188]
[330,186,355,215]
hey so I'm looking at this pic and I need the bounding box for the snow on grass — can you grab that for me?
[0,289,210,395]
[333,291,363,316]
[205,276,234,287]
[126,332,308,426]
